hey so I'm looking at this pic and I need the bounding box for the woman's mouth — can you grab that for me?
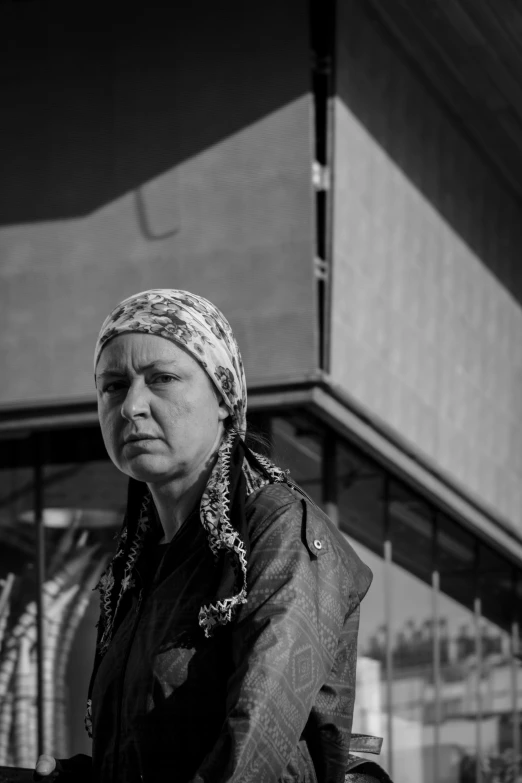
[124,434,157,447]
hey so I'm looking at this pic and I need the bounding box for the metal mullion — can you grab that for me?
[33,432,45,756]
[383,476,393,777]
[474,543,482,783]
[512,622,520,769]
[512,569,520,778]
[432,512,441,783]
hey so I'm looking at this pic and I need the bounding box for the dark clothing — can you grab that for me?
[89,483,372,783]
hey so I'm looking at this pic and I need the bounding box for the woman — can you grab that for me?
[34,289,378,783]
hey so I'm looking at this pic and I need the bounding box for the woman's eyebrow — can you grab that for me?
[96,368,126,379]
[97,361,179,378]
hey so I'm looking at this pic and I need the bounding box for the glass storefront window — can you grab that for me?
[0,428,127,767]
[474,547,519,782]
[478,546,514,635]
[388,484,438,782]
[336,441,389,766]
[40,458,127,760]
[337,440,521,783]
[348,539,387,757]
[389,561,435,783]
[0,412,520,780]
[337,439,386,556]
[437,514,476,613]
[0,436,37,769]
[272,414,323,506]
[388,480,434,585]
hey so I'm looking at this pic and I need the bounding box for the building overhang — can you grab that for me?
[253,376,522,567]
[2,373,522,567]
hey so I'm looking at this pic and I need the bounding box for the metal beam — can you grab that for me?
[2,378,522,569]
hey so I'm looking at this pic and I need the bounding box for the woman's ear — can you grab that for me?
[217,400,229,422]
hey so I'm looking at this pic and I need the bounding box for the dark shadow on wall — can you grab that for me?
[336,0,522,305]
[0,0,308,226]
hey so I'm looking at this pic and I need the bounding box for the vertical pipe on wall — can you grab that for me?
[322,0,336,376]
[309,0,335,372]
[33,433,45,756]
[383,477,393,777]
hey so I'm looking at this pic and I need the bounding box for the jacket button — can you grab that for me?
[313,539,322,550]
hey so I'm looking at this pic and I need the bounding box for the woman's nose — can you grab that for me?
[120,380,150,421]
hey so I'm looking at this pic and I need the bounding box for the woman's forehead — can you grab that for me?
[96,333,200,373]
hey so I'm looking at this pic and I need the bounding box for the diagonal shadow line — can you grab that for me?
[134,188,179,241]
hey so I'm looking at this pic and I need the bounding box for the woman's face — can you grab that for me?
[95,333,229,485]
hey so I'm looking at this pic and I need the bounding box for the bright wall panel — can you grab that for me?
[0,1,316,406]
[331,0,522,530]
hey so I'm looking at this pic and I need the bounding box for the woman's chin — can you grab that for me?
[122,454,172,483]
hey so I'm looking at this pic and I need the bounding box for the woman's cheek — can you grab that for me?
[101,418,120,461]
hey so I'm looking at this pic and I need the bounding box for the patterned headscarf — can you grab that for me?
[94,288,247,433]
[92,290,287,653]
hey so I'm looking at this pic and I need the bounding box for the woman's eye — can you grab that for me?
[103,382,126,394]
[152,374,176,384]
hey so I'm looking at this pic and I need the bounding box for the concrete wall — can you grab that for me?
[0,0,316,407]
[331,0,522,530]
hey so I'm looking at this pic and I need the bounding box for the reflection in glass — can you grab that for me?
[336,441,388,766]
[388,484,436,782]
[431,589,479,783]
[338,442,521,783]
[350,542,386,746]
[436,514,480,782]
[389,561,434,783]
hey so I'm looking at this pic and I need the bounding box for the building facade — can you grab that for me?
[1,1,522,781]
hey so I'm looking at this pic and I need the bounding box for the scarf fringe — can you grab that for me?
[93,433,288,650]
[96,493,152,655]
[197,440,288,637]
[86,434,288,737]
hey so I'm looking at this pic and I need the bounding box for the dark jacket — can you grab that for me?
[89,482,373,783]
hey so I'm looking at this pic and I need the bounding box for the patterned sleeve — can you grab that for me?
[192,499,353,783]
